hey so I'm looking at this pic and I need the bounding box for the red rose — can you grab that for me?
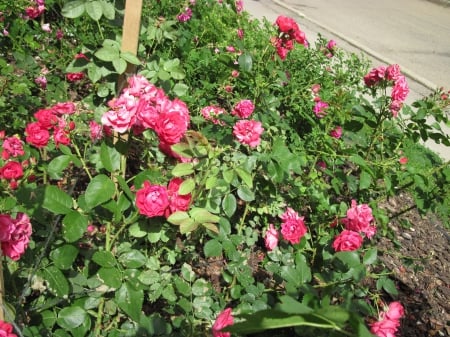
[155,111,188,145]
[165,178,192,217]
[212,308,234,337]
[25,122,50,148]
[0,161,24,180]
[275,15,298,33]
[51,102,76,115]
[66,72,85,82]
[280,208,307,244]
[53,128,71,147]
[34,109,58,129]
[0,319,17,337]
[332,230,363,252]
[135,181,169,218]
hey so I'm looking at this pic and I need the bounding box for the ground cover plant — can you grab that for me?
[0,0,449,336]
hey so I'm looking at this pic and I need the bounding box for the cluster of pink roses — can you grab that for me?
[201,99,264,148]
[0,133,26,189]
[0,213,32,261]
[177,7,193,22]
[25,102,76,149]
[0,320,17,337]
[272,15,308,60]
[370,301,405,337]
[101,75,190,159]
[332,200,376,252]
[136,178,191,218]
[264,207,307,250]
[363,64,409,117]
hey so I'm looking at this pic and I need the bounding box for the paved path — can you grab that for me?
[244,0,450,160]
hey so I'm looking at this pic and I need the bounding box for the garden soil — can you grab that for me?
[376,193,450,336]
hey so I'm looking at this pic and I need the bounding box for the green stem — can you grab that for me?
[73,143,93,180]
[237,203,250,235]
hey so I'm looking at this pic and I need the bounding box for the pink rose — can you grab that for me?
[264,224,279,250]
[34,109,58,129]
[313,100,329,118]
[35,75,47,89]
[1,213,32,261]
[386,302,405,321]
[232,120,264,147]
[0,320,17,337]
[386,64,401,81]
[136,181,169,218]
[212,308,234,337]
[399,156,408,165]
[53,128,71,147]
[165,178,192,217]
[66,72,84,82]
[155,111,188,145]
[389,100,403,118]
[201,105,225,124]
[332,230,363,252]
[0,214,14,242]
[0,161,23,180]
[89,121,103,142]
[101,105,137,134]
[326,39,336,50]
[391,76,409,102]
[363,66,386,87]
[51,102,76,115]
[232,99,255,118]
[280,208,307,244]
[341,200,376,238]
[275,15,298,33]
[2,136,24,158]
[330,126,343,139]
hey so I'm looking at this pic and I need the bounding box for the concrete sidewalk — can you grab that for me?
[243,0,450,161]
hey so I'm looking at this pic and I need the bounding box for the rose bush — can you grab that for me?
[0,0,449,336]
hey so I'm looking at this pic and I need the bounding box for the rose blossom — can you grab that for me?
[0,161,23,180]
[55,29,64,40]
[66,72,84,82]
[232,99,255,118]
[2,136,24,159]
[101,103,137,134]
[232,120,264,147]
[370,301,404,337]
[53,128,71,147]
[313,100,329,118]
[51,102,76,115]
[264,224,279,251]
[89,121,104,141]
[386,64,401,81]
[34,109,58,129]
[391,75,409,102]
[326,39,336,50]
[363,66,386,87]
[200,105,225,124]
[165,178,192,217]
[35,75,47,89]
[399,156,408,165]
[41,23,51,32]
[332,230,363,252]
[389,100,403,118]
[280,207,307,244]
[136,181,169,218]
[1,213,32,261]
[155,111,188,145]
[0,214,14,242]
[330,126,343,139]
[0,319,17,337]
[275,15,298,33]
[342,200,376,239]
[212,308,234,337]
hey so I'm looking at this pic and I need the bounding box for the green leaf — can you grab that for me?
[276,296,313,314]
[280,266,301,288]
[190,208,220,223]
[92,251,117,268]
[50,245,78,270]
[113,58,127,74]
[119,250,147,268]
[95,46,119,62]
[48,155,72,180]
[238,53,253,72]
[181,263,196,282]
[178,178,195,195]
[336,251,361,268]
[222,193,237,217]
[121,52,141,65]
[61,1,85,18]
[85,0,103,21]
[172,163,194,177]
[97,267,122,288]
[57,306,87,329]
[116,283,144,322]
[84,174,116,209]
[100,142,121,172]
[173,83,188,97]
[237,185,255,202]
[100,0,115,19]
[235,167,253,188]
[43,185,73,215]
[62,211,88,242]
[363,247,378,265]
[41,266,69,297]
[167,211,190,226]
[204,239,222,257]
[180,219,198,234]
[359,170,372,190]
[163,58,180,71]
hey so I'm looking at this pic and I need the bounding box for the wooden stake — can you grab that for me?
[117,0,144,94]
